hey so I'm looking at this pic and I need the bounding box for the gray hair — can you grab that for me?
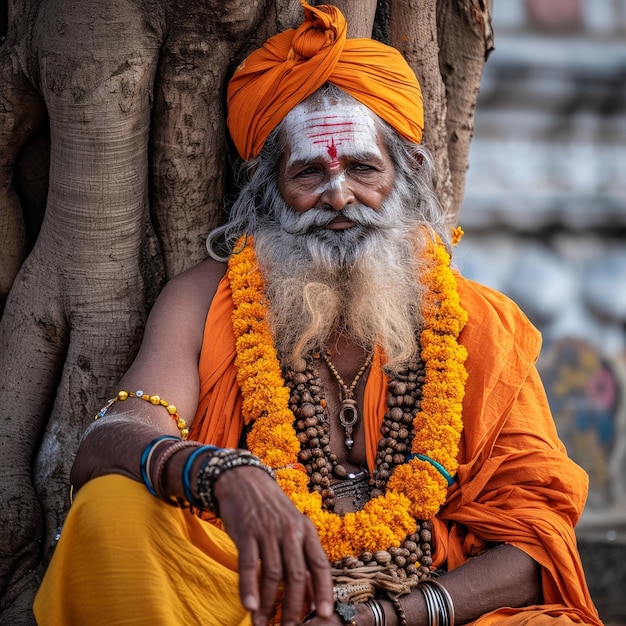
[207,85,448,260]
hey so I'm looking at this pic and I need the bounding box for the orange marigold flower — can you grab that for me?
[228,235,468,562]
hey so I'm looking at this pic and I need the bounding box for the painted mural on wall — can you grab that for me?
[538,338,626,510]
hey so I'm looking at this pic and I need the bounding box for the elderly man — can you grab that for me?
[34,3,600,626]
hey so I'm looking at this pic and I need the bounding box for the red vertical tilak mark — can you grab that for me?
[327,137,338,160]
[327,137,339,167]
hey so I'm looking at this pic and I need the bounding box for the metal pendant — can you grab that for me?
[338,399,358,449]
[332,470,371,510]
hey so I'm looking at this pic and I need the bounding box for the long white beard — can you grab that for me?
[253,183,429,372]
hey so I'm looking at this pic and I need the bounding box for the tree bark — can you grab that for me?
[0,1,492,623]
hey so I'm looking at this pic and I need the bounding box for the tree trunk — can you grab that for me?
[0,1,492,622]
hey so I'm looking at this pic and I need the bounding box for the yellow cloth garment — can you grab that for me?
[226,1,424,160]
[35,273,601,625]
[34,474,251,626]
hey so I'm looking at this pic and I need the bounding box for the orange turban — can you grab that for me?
[227,0,424,160]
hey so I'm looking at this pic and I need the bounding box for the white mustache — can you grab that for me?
[279,204,394,235]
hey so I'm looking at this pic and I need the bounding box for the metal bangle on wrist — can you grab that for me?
[364,598,386,626]
[417,579,455,626]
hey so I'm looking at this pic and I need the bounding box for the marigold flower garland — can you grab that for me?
[228,236,468,562]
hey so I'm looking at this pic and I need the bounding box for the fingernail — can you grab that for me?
[317,601,334,617]
[243,594,259,611]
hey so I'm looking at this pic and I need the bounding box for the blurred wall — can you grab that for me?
[456,0,626,530]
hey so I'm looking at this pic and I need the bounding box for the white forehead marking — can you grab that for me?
[283,99,382,169]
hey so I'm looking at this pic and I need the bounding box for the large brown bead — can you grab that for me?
[373,551,392,564]
[300,404,316,418]
[391,381,407,395]
[389,407,403,421]
[333,465,348,478]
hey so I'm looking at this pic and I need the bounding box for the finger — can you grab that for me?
[238,537,261,614]
[256,534,285,622]
[278,526,310,624]
[302,522,334,619]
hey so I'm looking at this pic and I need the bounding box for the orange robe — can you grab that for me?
[189,273,601,626]
[34,273,601,625]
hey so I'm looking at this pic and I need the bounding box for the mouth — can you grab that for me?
[325,215,356,230]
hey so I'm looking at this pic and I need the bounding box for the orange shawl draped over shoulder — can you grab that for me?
[189,274,601,626]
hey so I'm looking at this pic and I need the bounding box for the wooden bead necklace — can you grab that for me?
[322,350,373,450]
[282,353,433,583]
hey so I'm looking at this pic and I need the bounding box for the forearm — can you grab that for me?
[374,543,542,626]
[436,543,542,622]
[70,406,181,490]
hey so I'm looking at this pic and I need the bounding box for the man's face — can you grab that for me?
[277,99,396,229]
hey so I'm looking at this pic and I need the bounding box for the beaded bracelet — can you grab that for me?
[196,448,275,516]
[390,595,408,626]
[95,390,189,439]
[182,445,222,509]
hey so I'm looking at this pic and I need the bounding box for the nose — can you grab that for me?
[319,174,355,211]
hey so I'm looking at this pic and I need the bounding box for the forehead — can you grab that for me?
[281,98,383,166]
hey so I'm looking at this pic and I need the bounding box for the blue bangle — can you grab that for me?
[407,453,455,487]
[182,445,221,507]
[140,435,180,497]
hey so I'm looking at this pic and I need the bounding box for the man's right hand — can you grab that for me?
[215,465,335,626]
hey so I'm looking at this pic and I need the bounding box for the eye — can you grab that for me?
[295,166,321,178]
[350,162,377,173]
[296,167,317,176]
